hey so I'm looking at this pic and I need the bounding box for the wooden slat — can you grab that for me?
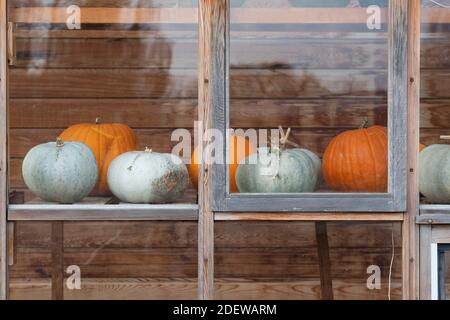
[6,71,450,101]
[387,0,408,212]
[8,203,199,221]
[9,99,197,128]
[7,222,15,267]
[9,98,450,131]
[9,7,391,25]
[8,68,450,99]
[419,225,432,300]
[11,7,199,24]
[215,212,404,222]
[12,38,390,70]
[197,0,219,300]
[12,221,400,249]
[7,278,403,300]
[10,0,198,8]
[51,221,63,300]
[0,0,8,300]
[9,129,194,159]
[9,247,401,279]
[417,214,450,225]
[9,69,198,99]
[404,0,420,300]
[315,222,333,300]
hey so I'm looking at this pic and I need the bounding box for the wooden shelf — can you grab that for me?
[8,197,198,221]
[420,204,450,214]
[215,212,405,222]
[418,205,450,225]
[9,8,450,25]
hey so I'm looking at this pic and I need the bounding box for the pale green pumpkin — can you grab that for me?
[107,149,189,204]
[420,144,450,203]
[22,139,98,204]
[235,147,319,193]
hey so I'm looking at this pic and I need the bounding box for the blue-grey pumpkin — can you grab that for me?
[419,144,450,203]
[107,148,189,204]
[235,147,319,193]
[22,139,98,204]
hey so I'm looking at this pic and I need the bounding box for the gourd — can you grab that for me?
[189,135,256,192]
[107,148,189,204]
[419,145,450,204]
[235,128,319,193]
[60,118,139,195]
[22,138,98,204]
[322,122,387,192]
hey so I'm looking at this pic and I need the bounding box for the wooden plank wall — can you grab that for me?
[8,220,403,300]
[4,0,417,300]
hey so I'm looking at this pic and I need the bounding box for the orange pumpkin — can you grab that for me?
[420,143,426,152]
[60,118,140,195]
[189,135,255,192]
[323,125,388,192]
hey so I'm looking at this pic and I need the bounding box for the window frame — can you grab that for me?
[210,0,408,212]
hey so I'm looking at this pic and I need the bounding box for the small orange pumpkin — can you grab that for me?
[60,118,140,195]
[323,125,388,192]
[189,135,255,192]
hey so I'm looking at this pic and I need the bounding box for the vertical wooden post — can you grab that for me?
[404,0,421,300]
[419,225,432,299]
[51,221,64,300]
[0,0,8,300]
[198,0,226,300]
[315,222,334,300]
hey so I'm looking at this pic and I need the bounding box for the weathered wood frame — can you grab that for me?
[210,0,408,213]
[0,0,7,301]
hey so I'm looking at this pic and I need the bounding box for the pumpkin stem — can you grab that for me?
[360,118,369,129]
[95,117,101,124]
[145,147,153,153]
[278,126,300,150]
[56,137,64,148]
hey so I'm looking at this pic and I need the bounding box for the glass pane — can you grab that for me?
[8,0,198,204]
[7,0,198,300]
[229,1,389,194]
[214,221,402,300]
[9,221,197,300]
[419,1,450,205]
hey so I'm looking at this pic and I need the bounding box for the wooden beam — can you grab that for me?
[6,222,14,267]
[417,214,450,225]
[0,0,8,301]
[8,203,199,221]
[12,7,199,24]
[419,225,432,300]
[198,0,225,300]
[215,212,405,221]
[315,222,334,300]
[9,7,446,25]
[404,0,421,300]
[51,221,64,300]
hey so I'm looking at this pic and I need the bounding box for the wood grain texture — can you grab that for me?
[0,0,8,300]
[198,0,224,300]
[315,222,333,300]
[404,0,420,300]
[388,0,408,211]
[51,221,63,300]
[8,67,450,100]
[8,278,402,300]
[7,222,15,267]
[419,225,432,300]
